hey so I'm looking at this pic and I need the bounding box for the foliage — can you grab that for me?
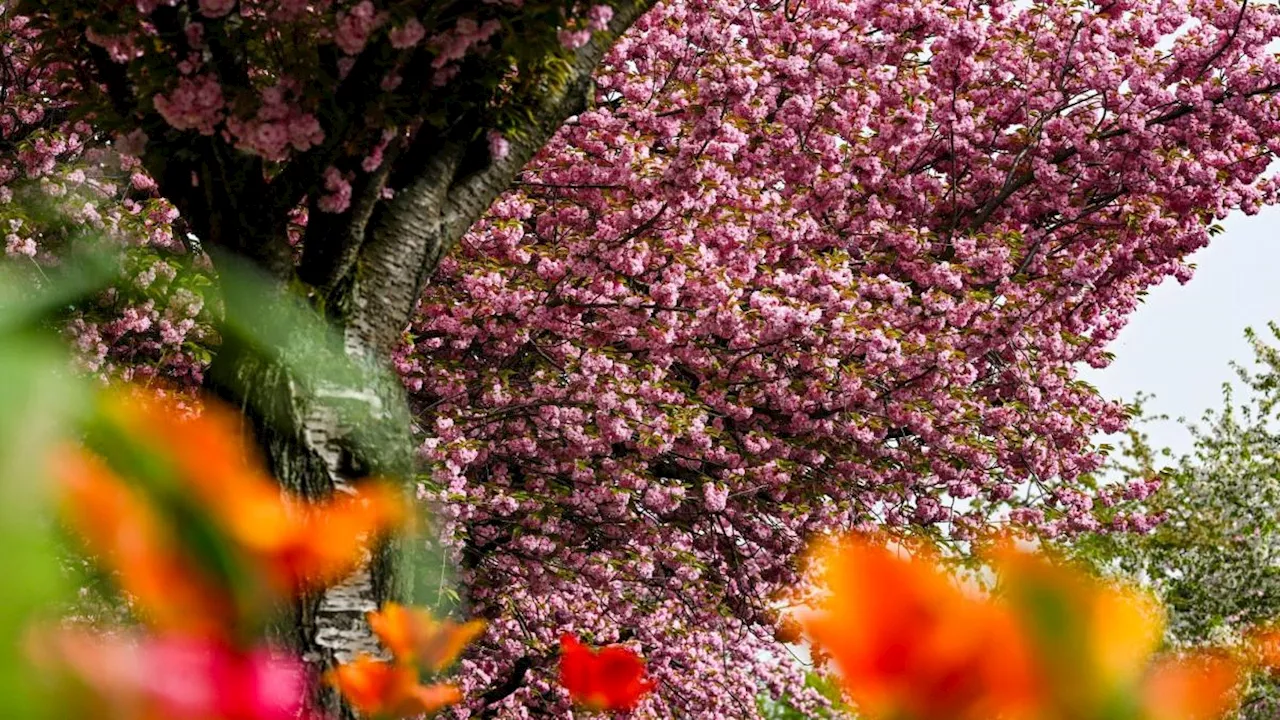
[760,673,852,720]
[1072,323,1280,720]
[0,279,86,719]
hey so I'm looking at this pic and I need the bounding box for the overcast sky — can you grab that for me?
[1079,205,1280,457]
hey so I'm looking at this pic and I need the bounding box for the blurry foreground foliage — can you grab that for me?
[0,246,123,715]
[0,246,470,718]
[1072,323,1280,720]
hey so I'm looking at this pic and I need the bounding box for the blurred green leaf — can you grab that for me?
[0,251,115,335]
[0,331,85,719]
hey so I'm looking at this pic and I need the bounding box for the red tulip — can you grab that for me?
[558,634,655,712]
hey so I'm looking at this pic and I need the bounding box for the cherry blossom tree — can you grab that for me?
[7,0,1280,716]
[401,0,1280,714]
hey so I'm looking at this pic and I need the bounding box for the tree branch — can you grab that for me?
[347,143,465,356]
[441,0,654,242]
[298,140,402,293]
[476,655,536,717]
[958,80,1280,234]
[346,0,656,357]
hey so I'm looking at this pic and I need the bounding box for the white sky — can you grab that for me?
[1079,205,1280,457]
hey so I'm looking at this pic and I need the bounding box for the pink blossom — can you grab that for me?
[703,483,728,512]
[334,0,378,55]
[389,18,426,49]
[317,166,352,213]
[380,72,403,91]
[224,84,324,160]
[587,4,614,32]
[197,0,236,18]
[431,18,501,68]
[114,128,149,158]
[5,233,36,258]
[12,0,1280,714]
[558,28,592,50]
[153,75,225,135]
[84,28,140,62]
[487,131,511,161]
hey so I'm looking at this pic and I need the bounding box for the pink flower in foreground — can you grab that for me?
[37,630,311,720]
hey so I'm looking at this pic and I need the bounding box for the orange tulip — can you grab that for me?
[988,539,1166,716]
[367,603,486,671]
[558,634,656,712]
[55,451,232,635]
[99,388,401,585]
[328,655,461,719]
[797,535,1042,720]
[97,388,268,513]
[1249,627,1280,669]
[263,483,404,593]
[58,387,405,636]
[1141,653,1242,720]
[1090,584,1166,686]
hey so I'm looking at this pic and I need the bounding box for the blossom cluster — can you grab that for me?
[399,0,1280,713]
[1,10,214,388]
[10,0,1280,715]
[30,0,622,175]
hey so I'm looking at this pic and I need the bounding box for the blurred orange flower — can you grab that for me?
[262,483,404,593]
[988,540,1166,714]
[327,655,461,719]
[1140,653,1242,720]
[99,389,403,590]
[558,634,656,712]
[1249,627,1280,669]
[796,535,1042,720]
[55,451,232,635]
[798,533,1251,720]
[57,387,403,635]
[367,603,486,671]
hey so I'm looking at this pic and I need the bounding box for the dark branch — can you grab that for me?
[476,655,535,717]
[345,0,657,356]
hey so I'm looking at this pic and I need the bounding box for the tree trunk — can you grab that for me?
[206,279,416,718]
[190,8,655,715]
